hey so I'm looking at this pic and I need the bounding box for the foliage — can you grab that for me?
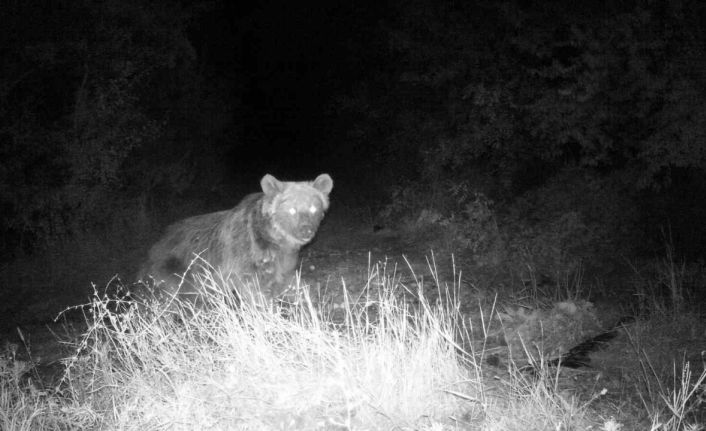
[502,169,640,278]
[377,166,639,287]
[337,0,706,264]
[0,0,224,254]
[357,0,706,190]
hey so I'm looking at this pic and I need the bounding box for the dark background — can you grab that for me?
[1,0,705,324]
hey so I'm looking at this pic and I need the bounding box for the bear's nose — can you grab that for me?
[300,224,315,238]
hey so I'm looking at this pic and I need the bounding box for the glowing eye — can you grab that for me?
[309,205,317,214]
[288,208,297,215]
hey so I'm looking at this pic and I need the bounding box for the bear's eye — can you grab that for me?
[309,205,317,214]
[288,208,297,215]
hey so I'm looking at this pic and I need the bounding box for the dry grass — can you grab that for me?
[56,261,478,430]
[0,256,704,430]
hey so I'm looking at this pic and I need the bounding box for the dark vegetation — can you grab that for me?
[1,0,705,325]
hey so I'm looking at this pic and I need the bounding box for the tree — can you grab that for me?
[0,0,198,253]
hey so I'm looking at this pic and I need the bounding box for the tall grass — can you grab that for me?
[1,256,703,429]
[58,261,479,429]
[623,322,706,431]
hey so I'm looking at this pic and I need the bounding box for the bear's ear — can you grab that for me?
[261,174,283,195]
[312,174,333,195]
